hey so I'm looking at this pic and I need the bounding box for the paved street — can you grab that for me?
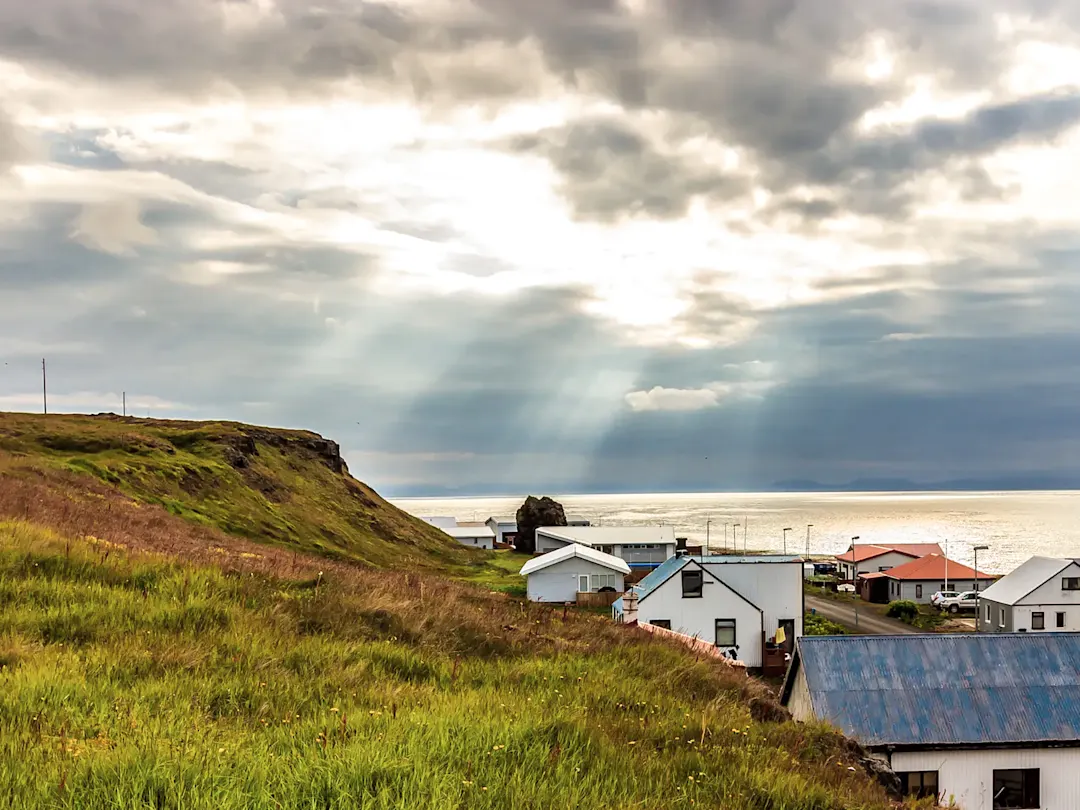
[805,595,921,635]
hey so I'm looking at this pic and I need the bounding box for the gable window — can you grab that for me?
[1058,612,1066,628]
[1032,612,1045,630]
[915,584,923,599]
[1063,577,1080,590]
[681,569,704,598]
[650,620,671,630]
[897,771,938,800]
[993,768,1039,809]
[986,604,991,622]
[999,608,1006,628]
[715,619,736,648]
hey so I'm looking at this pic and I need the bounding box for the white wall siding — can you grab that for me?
[536,533,573,553]
[890,579,981,604]
[453,535,494,550]
[701,561,804,642]
[526,558,626,603]
[635,576,763,664]
[841,551,920,579]
[891,747,1080,810]
[1020,561,1080,606]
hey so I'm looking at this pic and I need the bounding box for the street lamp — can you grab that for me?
[973,544,989,633]
[733,523,741,554]
[782,527,792,555]
[851,536,861,628]
[705,518,711,554]
[806,524,814,560]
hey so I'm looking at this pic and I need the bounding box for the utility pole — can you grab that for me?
[851,536,861,628]
[782,527,792,555]
[806,524,814,560]
[733,523,741,554]
[41,358,47,414]
[743,517,748,553]
[123,391,126,417]
[705,518,711,554]
[974,545,989,633]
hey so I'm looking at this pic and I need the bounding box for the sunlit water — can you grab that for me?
[391,491,1080,575]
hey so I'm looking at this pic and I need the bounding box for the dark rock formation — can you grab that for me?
[514,495,567,554]
[843,739,902,798]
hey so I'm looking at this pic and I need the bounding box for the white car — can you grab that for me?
[937,591,980,614]
[931,590,960,608]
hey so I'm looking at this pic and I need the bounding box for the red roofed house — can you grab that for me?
[881,553,996,604]
[835,543,944,582]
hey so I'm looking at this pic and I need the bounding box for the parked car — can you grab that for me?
[931,590,960,608]
[937,591,980,613]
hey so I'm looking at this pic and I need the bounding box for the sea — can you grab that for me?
[391,491,1080,575]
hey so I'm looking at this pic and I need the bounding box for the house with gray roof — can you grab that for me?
[782,634,1080,808]
[977,556,1080,633]
[611,554,803,668]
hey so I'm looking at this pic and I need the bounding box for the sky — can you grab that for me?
[3,1,1080,496]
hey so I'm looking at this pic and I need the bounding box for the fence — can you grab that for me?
[576,591,622,608]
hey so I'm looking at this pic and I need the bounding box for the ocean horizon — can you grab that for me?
[392,489,1080,575]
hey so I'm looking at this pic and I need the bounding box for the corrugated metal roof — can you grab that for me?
[793,634,1080,747]
[979,556,1072,606]
[628,555,688,601]
[519,544,631,576]
[443,526,495,539]
[882,553,993,582]
[835,543,943,563]
[537,525,676,547]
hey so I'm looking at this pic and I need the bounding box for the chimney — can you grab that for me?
[622,588,639,625]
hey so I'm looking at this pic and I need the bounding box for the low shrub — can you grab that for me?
[886,600,919,621]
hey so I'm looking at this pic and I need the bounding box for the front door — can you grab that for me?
[778,619,795,653]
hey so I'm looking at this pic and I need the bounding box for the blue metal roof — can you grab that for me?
[629,555,690,601]
[791,634,1080,747]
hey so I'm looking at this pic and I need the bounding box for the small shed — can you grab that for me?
[520,545,631,603]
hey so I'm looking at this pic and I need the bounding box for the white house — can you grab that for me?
[534,525,676,569]
[443,525,496,550]
[782,634,1080,809]
[520,545,630,603]
[612,555,804,668]
[977,556,1080,633]
[485,517,518,546]
[878,553,995,604]
[834,542,943,581]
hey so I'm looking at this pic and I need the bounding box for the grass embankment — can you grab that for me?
[0,412,513,582]
[0,521,929,810]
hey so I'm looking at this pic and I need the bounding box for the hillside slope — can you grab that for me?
[0,412,471,571]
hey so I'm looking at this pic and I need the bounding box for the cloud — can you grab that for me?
[70,198,160,255]
[625,386,721,413]
[4,0,1080,495]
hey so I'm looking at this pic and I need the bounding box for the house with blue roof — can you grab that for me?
[611,554,804,669]
[782,633,1080,809]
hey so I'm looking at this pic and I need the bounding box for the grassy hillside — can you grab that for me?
[0,411,931,808]
[0,518,929,810]
[0,412,478,573]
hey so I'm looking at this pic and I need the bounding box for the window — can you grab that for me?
[1032,612,1045,630]
[1058,612,1066,628]
[1000,608,1006,628]
[1064,577,1080,590]
[986,604,991,622]
[898,771,938,800]
[578,575,589,593]
[650,620,671,630]
[590,573,617,591]
[715,619,736,648]
[681,569,704,598]
[916,584,923,599]
[878,565,892,572]
[993,768,1039,809]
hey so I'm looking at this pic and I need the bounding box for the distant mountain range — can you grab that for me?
[386,473,1080,499]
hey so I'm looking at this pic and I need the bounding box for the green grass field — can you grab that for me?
[0,520,933,810]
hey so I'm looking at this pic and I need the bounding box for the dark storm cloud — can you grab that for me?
[509,117,747,221]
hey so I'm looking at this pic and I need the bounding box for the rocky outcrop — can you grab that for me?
[221,431,344,474]
[514,495,567,554]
